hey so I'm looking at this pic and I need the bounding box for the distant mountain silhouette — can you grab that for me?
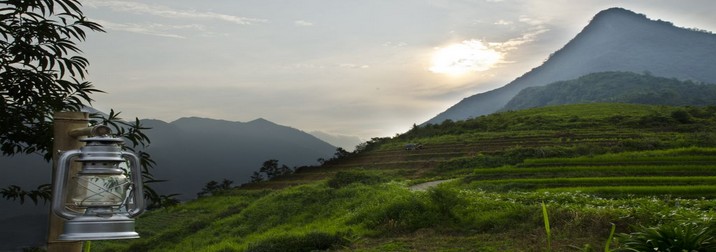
[0,153,51,251]
[0,117,335,250]
[502,71,716,110]
[425,7,716,124]
[140,117,336,200]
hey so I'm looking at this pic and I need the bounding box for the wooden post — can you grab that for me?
[47,112,87,252]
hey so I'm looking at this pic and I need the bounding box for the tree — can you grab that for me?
[333,147,350,160]
[1,0,103,157]
[249,171,264,183]
[0,0,170,207]
[197,179,233,197]
[257,159,292,180]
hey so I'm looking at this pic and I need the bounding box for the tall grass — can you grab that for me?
[604,223,615,252]
[542,202,552,252]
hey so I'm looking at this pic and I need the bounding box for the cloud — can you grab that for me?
[338,63,370,69]
[294,20,314,26]
[85,0,267,25]
[94,19,205,38]
[383,41,408,48]
[429,39,503,74]
[486,15,550,51]
[488,27,549,51]
[280,63,369,70]
[494,19,513,25]
[517,15,546,26]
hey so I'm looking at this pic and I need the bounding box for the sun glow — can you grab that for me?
[429,39,502,76]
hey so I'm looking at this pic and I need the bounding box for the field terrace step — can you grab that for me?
[241,131,684,190]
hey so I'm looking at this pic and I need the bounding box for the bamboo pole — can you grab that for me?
[47,111,87,252]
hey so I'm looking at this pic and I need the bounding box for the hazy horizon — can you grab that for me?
[81,0,716,140]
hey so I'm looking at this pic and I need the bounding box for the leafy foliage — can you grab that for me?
[615,222,716,252]
[0,0,174,207]
[0,0,104,157]
[0,184,50,204]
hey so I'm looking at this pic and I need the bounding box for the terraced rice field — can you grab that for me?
[464,147,716,198]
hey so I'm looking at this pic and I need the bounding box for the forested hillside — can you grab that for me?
[502,71,716,111]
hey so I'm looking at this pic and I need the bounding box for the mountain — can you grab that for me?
[0,153,51,251]
[0,117,335,250]
[502,71,716,111]
[139,117,336,200]
[425,7,716,124]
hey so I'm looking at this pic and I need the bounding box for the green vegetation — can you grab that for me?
[503,71,716,111]
[94,103,716,251]
[616,222,716,252]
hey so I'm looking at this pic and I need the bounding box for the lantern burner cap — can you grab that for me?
[80,136,125,145]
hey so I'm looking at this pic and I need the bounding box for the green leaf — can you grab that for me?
[542,201,551,252]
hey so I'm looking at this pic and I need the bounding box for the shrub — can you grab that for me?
[427,186,465,221]
[615,222,716,252]
[637,113,674,127]
[671,110,694,124]
[327,170,387,189]
[350,192,440,233]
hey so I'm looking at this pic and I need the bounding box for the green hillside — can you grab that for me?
[95,103,716,252]
[502,71,716,111]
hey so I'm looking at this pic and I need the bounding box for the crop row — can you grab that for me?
[466,165,716,181]
[537,185,716,198]
[519,156,716,167]
[468,176,716,189]
[519,147,716,167]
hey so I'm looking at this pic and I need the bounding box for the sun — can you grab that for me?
[429,39,502,76]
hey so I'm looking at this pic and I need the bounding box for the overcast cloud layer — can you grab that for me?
[81,0,716,140]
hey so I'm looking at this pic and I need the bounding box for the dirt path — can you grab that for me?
[408,179,455,191]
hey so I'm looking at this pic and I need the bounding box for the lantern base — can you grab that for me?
[59,215,139,241]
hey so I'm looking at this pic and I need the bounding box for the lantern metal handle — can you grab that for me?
[52,149,83,220]
[122,151,145,218]
[52,149,146,219]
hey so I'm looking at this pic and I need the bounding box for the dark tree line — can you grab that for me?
[197,179,233,197]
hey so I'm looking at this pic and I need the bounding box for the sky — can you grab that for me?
[79,0,716,140]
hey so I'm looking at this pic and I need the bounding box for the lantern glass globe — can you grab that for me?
[70,173,130,208]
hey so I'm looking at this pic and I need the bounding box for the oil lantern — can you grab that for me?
[51,135,145,240]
